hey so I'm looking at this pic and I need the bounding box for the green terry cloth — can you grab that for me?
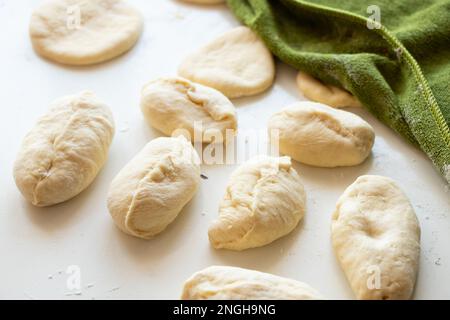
[227,0,450,183]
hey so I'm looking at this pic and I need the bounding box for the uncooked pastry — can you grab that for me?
[331,175,421,300]
[140,77,237,143]
[268,102,375,167]
[208,156,305,251]
[296,71,362,108]
[181,266,323,300]
[13,91,115,207]
[107,136,201,239]
[178,26,275,98]
[29,0,143,65]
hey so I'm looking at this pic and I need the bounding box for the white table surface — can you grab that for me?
[1,0,449,300]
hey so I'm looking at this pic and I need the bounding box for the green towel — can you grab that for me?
[227,0,450,184]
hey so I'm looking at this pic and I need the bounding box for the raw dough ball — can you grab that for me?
[140,77,237,143]
[208,156,305,251]
[178,26,275,98]
[29,0,143,65]
[181,266,323,300]
[331,175,420,300]
[296,71,362,108]
[107,136,201,239]
[179,0,225,4]
[13,91,115,207]
[268,102,375,167]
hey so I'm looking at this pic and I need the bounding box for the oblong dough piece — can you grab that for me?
[331,175,421,300]
[13,91,115,207]
[29,0,143,65]
[182,266,323,300]
[296,71,362,108]
[107,136,200,239]
[268,102,375,167]
[209,156,305,251]
[178,26,275,98]
[140,77,237,143]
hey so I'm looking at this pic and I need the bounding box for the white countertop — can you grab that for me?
[0,0,449,300]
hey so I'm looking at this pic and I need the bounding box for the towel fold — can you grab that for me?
[227,0,450,183]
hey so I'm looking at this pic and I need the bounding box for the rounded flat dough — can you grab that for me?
[140,77,237,143]
[178,26,275,98]
[268,102,375,167]
[209,156,306,251]
[296,71,362,108]
[14,91,115,207]
[182,266,323,300]
[331,175,421,300]
[179,0,225,4]
[29,0,143,65]
[107,136,200,239]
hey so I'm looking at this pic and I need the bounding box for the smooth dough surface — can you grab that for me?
[208,156,306,251]
[13,91,115,207]
[182,266,323,300]
[268,102,375,167]
[107,136,200,239]
[29,0,143,65]
[140,77,237,143]
[331,175,420,300]
[178,26,275,98]
[296,71,362,108]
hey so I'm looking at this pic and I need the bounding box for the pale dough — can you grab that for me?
[107,136,200,239]
[331,175,421,300]
[181,266,323,300]
[29,0,143,65]
[208,156,306,251]
[178,26,275,98]
[296,71,362,108]
[140,77,237,143]
[268,102,375,167]
[13,91,115,207]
